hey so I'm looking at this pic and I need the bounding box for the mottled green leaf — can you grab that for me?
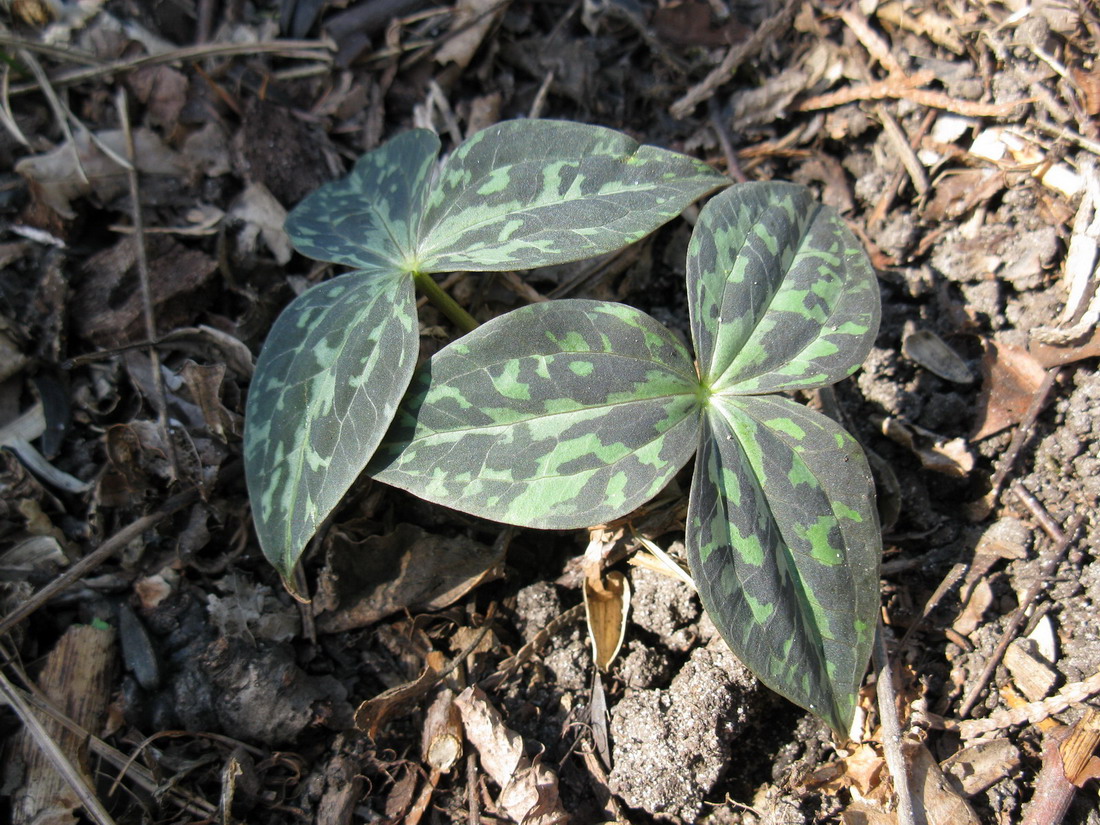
[370,300,701,528]
[415,120,727,272]
[244,271,417,579]
[688,394,880,733]
[250,122,726,581]
[285,129,439,272]
[688,182,880,394]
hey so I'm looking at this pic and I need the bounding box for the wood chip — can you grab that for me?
[7,624,117,825]
[1004,639,1060,702]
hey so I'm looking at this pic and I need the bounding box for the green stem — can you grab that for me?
[412,270,480,333]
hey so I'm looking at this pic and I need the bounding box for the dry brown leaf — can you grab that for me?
[971,339,1048,440]
[1030,327,1100,367]
[879,417,975,477]
[454,686,569,825]
[227,181,292,265]
[800,743,888,800]
[436,0,510,69]
[355,650,445,737]
[583,569,630,671]
[74,236,217,346]
[126,65,189,132]
[841,802,895,824]
[161,326,255,379]
[314,523,505,633]
[15,128,184,219]
[923,168,1004,222]
[181,121,233,177]
[179,361,240,442]
[1073,66,1100,116]
[908,742,982,825]
[652,1,749,48]
[952,578,993,637]
[104,420,173,494]
[845,742,888,797]
[383,764,421,821]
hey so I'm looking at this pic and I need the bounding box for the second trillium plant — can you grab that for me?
[244,120,882,734]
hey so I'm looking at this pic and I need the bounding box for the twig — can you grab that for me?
[798,71,1029,117]
[325,0,435,43]
[0,669,117,825]
[957,503,1086,718]
[116,88,180,482]
[196,0,216,44]
[897,562,968,651]
[0,652,218,819]
[1028,118,1100,158]
[869,109,936,229]
[984,369,1061,507]
[466,751,481,825]
[708,97,747,183]
[874,619,924,825]
[936,667,1100,738]
[875,104,929,196]
[670,0,798,118]
[0,487,199,637]
[1011,480,1070,543]
[0,64,31,147]
[528,70,554,120]
[838,6,906,77]
[4,39,335,96]
[18,47,89,184]
[1022,710,1100,825]
[0,36,104,66]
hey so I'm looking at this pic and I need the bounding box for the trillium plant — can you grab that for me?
[244,119,883,733]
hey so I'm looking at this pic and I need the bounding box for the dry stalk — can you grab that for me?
[874,620,924,825]
[0,487,199,637]
[3,37,335,96]
[115,87,179,482]
[0,669,117,825]
[670,0,798,118]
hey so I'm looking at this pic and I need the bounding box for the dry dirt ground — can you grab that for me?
[1,1,1099,823]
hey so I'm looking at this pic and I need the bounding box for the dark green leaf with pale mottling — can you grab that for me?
[688,394,880,733]
[244,271,417,579]
[285,129,439,272]
[415,120,728,272]
[370,300,700,528]
[688,183,879,394]
[253,123,723,578]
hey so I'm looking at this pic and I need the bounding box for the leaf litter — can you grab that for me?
[0,0,1099,824]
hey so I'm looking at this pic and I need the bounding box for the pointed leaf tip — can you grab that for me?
[284,129,440,272]
[689,395,880,733]
[689,181,880,395]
